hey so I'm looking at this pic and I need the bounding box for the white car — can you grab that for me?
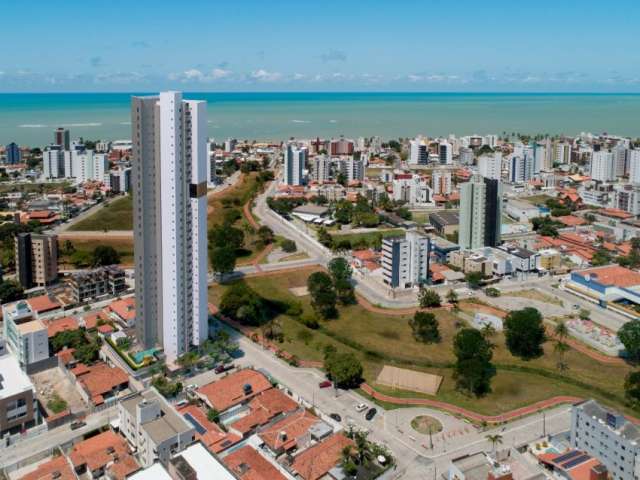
[354,403,368,413]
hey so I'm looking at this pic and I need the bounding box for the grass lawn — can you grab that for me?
[502,289,564,307]
[329,229,404,246]
[522,194,553,206]
[278,252,310,262]
[209,268,638,417]
[59,237,134,267]
[68,196,133,231]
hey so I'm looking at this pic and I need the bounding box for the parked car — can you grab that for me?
[319,380,332,389]
[215,363,233,374]
[365,408,377,421]
[70,421,86,430]
[329,413,342,422]
[354,403,368,413]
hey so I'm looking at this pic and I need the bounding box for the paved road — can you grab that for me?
[0,406,116,469]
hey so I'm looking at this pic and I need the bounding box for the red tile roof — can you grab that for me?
[575,265,640,288]
[71,362,129,406]
[228,388,298,435]
[82,311,107,330]
[107,297,135,322]
[290,433,354,480]
[223,445,287,480]
[259,410,319,452]
[43,316,79,338]
[555,215,587,226]
[197,369,272,412]
[176,404,241,454]
[27,295,60,314]
[20,455,76,480]
[69,431,136,475]
[599,208,633,219]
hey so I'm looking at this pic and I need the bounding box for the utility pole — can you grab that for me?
[542,411,546,437]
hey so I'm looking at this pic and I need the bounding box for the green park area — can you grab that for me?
[209,267,639,417]
[59,237,135,267]
[329,229,404,250]
[68,195,134,231]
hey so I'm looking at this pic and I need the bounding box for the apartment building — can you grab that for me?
[459,174,502,250]
[381,231,430,288]
[132,91,208,362]
[2,300,49,370]
[68,265,126,303]
[0,351,39,439]
[283,143,307,185]
[15,232,58,288]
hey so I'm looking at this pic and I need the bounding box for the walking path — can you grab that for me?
[360,383,582,424]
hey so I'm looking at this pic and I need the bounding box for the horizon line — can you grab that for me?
[2,90,640,95]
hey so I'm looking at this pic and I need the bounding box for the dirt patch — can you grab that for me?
[289,286,309,297]
[31,366,87,415]
[376,365,443,395]
[411,415,443,434]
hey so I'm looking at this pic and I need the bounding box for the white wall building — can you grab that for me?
[382,231,429,288]
[409,137,428,165]
[439,141,453,165]
[283,143,306,185]
[312,155,331,183]
[71,150,109,185]
[628,149,640,184]
[392,175,431,205]
[590,150,616,182]
[42,145,64,179]
[132,91,208,363]
[554,141,571,164]
[477,153,502,180]
[340,158,364,183]
[2,301,49,370]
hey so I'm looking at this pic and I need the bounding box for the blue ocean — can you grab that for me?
[1,92,640,146]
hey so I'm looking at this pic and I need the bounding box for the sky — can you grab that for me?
[2,0,640,93]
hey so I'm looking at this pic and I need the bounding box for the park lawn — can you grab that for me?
[209,268,635,416]
[329,229,404,245]
[68,196,133,231]
[59,237,134,267]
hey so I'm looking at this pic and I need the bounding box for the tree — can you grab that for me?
[485,434,503,453]
[619,320,640,362]
[504,307,546,360]
[317,227,334,248]
[409,312,441,343]
[484,287,501,297]
[554,321,570,371]
[219,282,266,326]
[209,225,244,250]
[453,328,495,396]
[92,245,120,266]
[624,371,640,407]
[578,309,590,321]
[591,247,613,267]
[74,339,101,364]
[307,272,337,319]
[418,287,441,308]
[281,239,297,253]
[446,289,458,304]
[257,226,274,245]
[324,351,363,388]
[207,408,220,423]
[0,280,24,304]
[334,200,353,224]
[62,240,75,255]
[465,271,483,289]
[328,257,356,305]
[210,246,236,279]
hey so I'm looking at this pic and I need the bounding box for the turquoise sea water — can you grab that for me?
[2,92,640,146]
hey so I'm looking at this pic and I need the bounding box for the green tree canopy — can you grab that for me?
[409,311,441,343]
[418,288,441,308]
[619,320,640,362]
[92,245,120,266]
[504,307,546,360]
[453,328,495,396]
[624,371,640,407]
[209,224,244,250]
[324,351,363,388]
[465,271,483,289]
[210,246,236,277]
[307,271,337,319]
[328,257,356,305]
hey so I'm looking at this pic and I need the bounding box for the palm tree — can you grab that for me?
[554,321,569,340]
[555,341,569,371]
[485,434,503,453]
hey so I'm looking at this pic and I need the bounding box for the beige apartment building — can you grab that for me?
[15,233,58,288]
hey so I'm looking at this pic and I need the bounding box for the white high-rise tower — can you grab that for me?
[132,91,208,363]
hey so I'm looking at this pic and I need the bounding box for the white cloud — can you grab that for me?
[249,69,282,82]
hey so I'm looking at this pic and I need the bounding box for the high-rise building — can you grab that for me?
[132,91,208,363]
[382,231,430,289]
[628,149,640,184]
[438,141,453,165]
[224,138,237,153]
[69,150,109,184]
[392,174,431,205]
[5,143,20,165]
[206,140,217,187]
[458,146,474,165]
[613,142,628,177]
[553,141,571,165]
[43,145,64,179]
[431,169,452,195]
[590,150,616,182]
[312,155,331,183]
[459,174,502,250]
[508,152,534,183]
[108,167,132,193]
[283,143,306,185]
[329,137,354,156]
[611,184,640,216]
[340,158,364,183]
[15,233,58,289]
[409,137,428,165]
[54,127,70,150]
[477,153,502,180]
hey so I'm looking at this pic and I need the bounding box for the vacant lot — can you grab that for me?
[209,268,636,416]
[502,289,564,307]
[68,195,133,231]
[59,236,134,267]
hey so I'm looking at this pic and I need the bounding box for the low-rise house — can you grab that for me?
[20,455,77,480]
[169,443,237,480]
[224,445,288,480]
[196,368,272,413]
[289,433,354,480]
[26,294,62,316]
[428,211,459,237]
[118,388,196,468]
[42,315,79,338]
[70,361,129,406]
[0,351,39,439]
[448,448,546,480]
[259,409,331,457]
[69,430,140,480]
[226,387,298,438]
[105,297,136,327]
[176,403,241,454]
